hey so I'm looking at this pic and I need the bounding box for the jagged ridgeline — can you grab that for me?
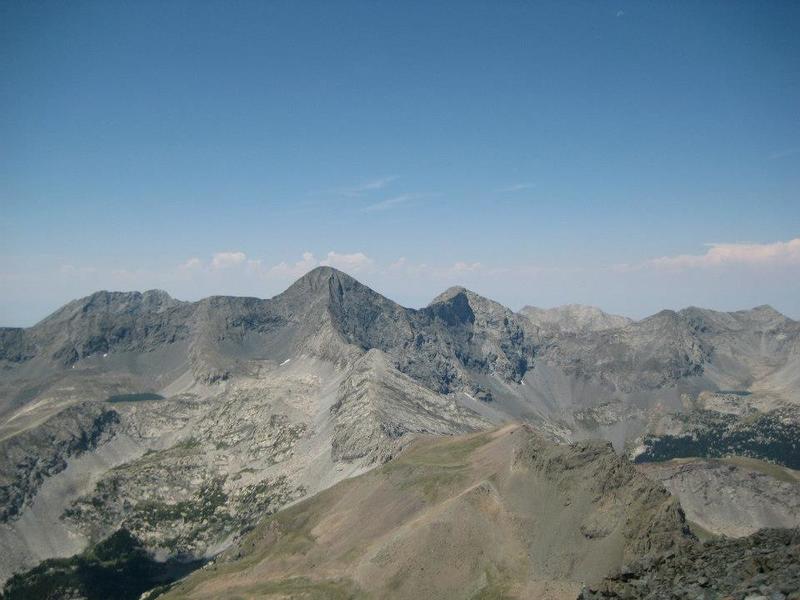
[1,267,799,598]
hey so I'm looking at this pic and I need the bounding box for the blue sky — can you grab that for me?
[1,1,799,325]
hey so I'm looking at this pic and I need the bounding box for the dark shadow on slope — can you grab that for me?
[106,392,165,403]
[0,529,204,600]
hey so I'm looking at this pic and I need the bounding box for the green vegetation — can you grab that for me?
[134,478,228,528]
[162,497,332,598]
[400,432,491,467]
[173,437,201,450]
[634,411,800,469]
[106,392,164,403]
[383,433,490,501]
[1,529,203,600]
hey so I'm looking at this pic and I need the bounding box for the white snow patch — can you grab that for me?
[279,359,291,367]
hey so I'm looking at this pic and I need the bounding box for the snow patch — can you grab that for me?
[280,359,291,367]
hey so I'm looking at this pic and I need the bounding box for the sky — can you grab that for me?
[1,1,799,326]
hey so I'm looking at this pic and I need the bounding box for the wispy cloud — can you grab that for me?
[179,257,202,270]
[768,147,800,161]
[648,238,800,270]
[337,176,398,197]
[363,194,415,212]
[386,257,490,279]
[497,183,534,193]
[8,238,798,326]
[184,250,377,278]
[363,192,437,212]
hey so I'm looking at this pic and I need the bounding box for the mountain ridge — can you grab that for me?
[1,266,799,592]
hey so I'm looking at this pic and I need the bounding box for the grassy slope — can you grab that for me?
[163,426,689,600]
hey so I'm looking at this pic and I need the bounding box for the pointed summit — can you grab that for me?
[428,286,471,306]
[292,265,353,289]
[274,266,388,312]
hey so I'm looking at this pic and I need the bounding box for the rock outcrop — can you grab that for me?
[582,528,800,600]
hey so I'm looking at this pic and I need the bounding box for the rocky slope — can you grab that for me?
[1,266,799,590]
[637,457,800,538]
[582,527,800,600]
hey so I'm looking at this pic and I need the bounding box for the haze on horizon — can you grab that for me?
[2,1,799,326]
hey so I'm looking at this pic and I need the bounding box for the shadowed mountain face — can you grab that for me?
[1,266,799,591]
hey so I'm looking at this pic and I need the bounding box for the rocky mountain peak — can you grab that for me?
[37,289,179,328]
[428,285,471,305]
[274,267,385,315]
[519,304,632,333]
[429,286,516,324]
[741,304,793,325]
[282,266,355,295]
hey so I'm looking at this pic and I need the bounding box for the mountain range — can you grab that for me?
[1,266,799,598]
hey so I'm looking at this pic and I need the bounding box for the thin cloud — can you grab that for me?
[337,176,398,197]
[268,251,318,278]
[497,183,534,193]
[320,251,374,273]
[768,147,800,161]
[387,257,489,279]
[648,238,800,270]
[211,251,247,269]
[179,257,202,270]
[363,194,415,212]
[363,192,436,212]
[452,261,483,273]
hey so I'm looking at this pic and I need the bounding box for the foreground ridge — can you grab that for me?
[159,425,692,599]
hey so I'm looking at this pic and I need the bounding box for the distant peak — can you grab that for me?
[142,289,174,301]
[519,304,632,332]
[428,286,501,308]
[36,289,179,326]
[286,266,360,293]
[429,286,470,305]
[273,266,392,312]
[81,289,174,302]
[742,304,791,322]
[305,265,345,277]
[680,304,790,322]
[645,309,680,321]
[752,304,780,314]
